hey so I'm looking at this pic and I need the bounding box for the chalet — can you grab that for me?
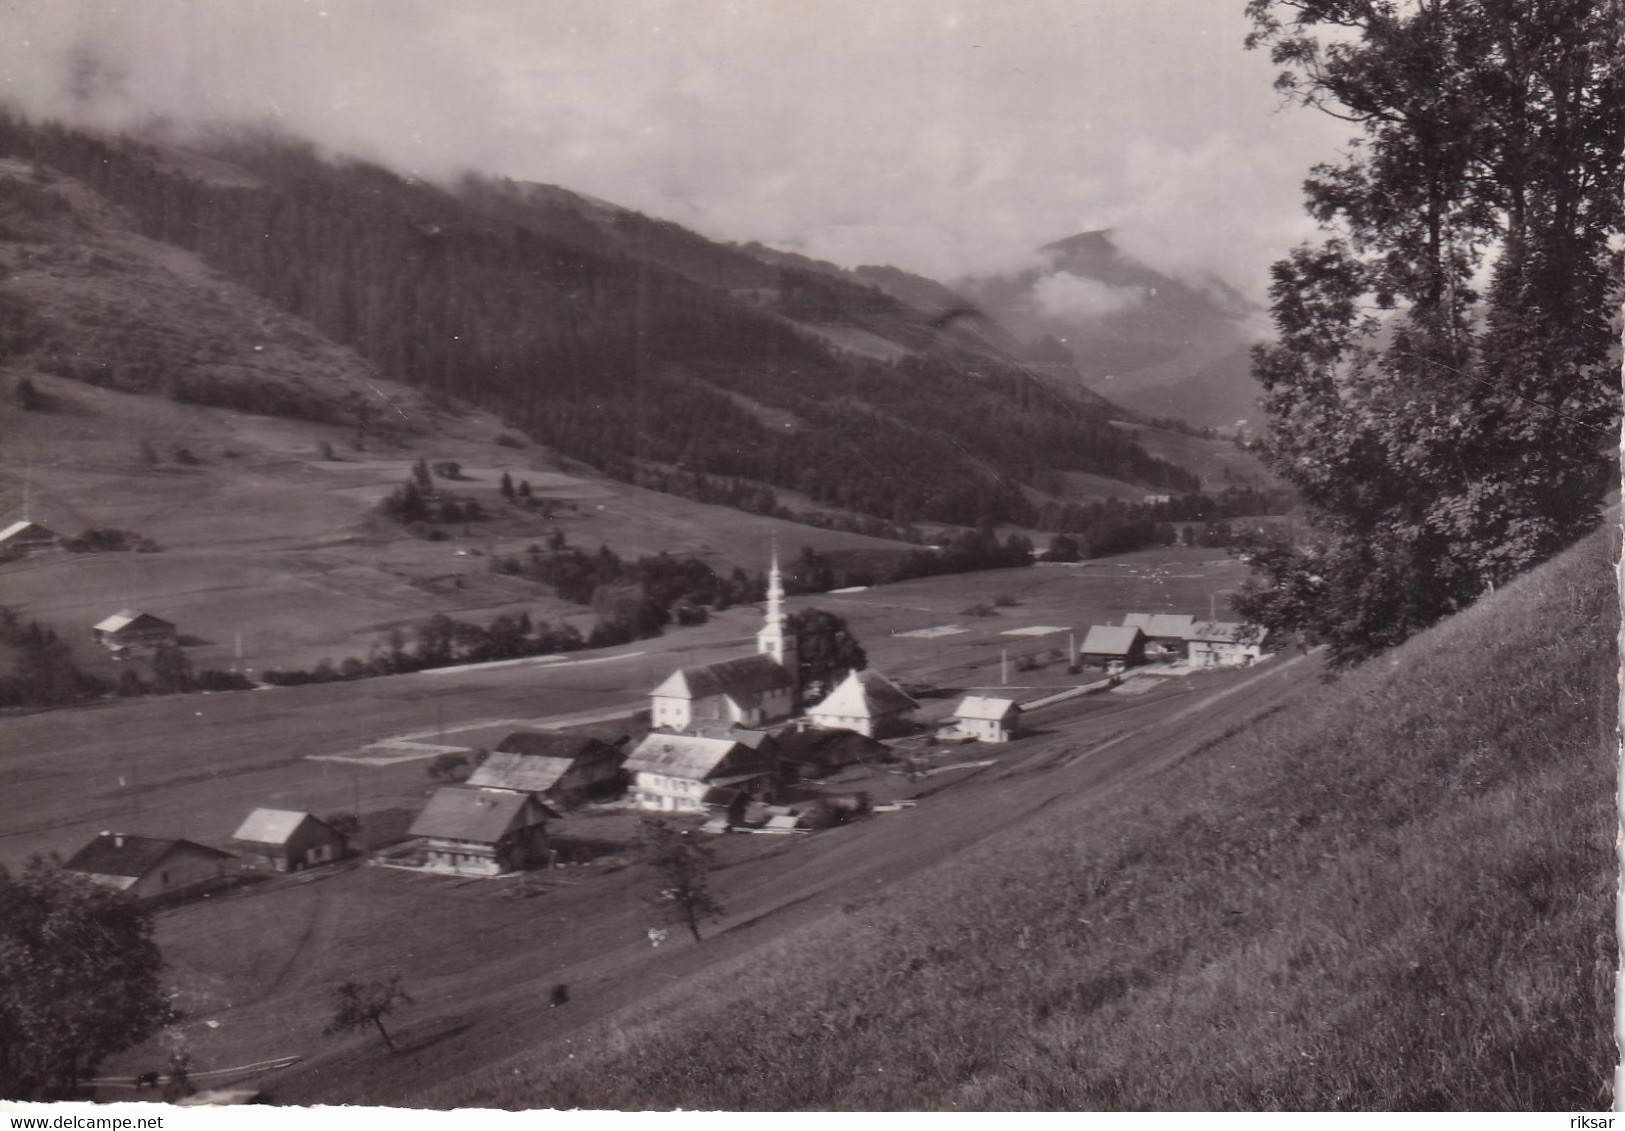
[649,551,799,730]
[409,787,557,875]
[804,668,918,738]
[93,609,177,652]
[1122,613,1196,655]
[951,695,1022,743]
[774,727,890,780]
[467,732,627,809]
[623,732,775,813]
[0,520,56,555]
[1186,621,1268,667]
[231,809,349,872]
[63,832,234,903]
[1079,624,1147,672]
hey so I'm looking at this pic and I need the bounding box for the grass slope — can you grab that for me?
[432,528,1618,1111]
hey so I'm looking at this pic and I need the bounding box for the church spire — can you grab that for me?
[757,544,797,690]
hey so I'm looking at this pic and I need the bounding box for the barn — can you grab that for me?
[468,732,628,809]
[93,610,178,652]
[1122,613,1196,656]
[231,809,350,872]
[1079,624,1147,672]
[0,520,57,556]
[63,832,234,904]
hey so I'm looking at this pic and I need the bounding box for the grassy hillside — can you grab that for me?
[431,526,1617,1110]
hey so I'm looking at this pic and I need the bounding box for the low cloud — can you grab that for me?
[1032,273,1146,320]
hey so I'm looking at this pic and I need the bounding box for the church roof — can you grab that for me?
[650,654,794,702]
[808,668,917,720]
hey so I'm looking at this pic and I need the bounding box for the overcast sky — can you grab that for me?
[0,0,1351,298]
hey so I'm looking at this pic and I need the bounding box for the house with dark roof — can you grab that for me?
[649,654,796,731]
[623,732,776,813]
[1079,624,1147,672]
[1185,621,1268,667]
[0,520,57,556]
[805,668,918,738]
[231,809,349,872]
[1122,613,1196,656]
[63,832,234,903]
[92,610,177,652]
[773,727,890,779]
[951,695,1022,743]
[409,787,557,875]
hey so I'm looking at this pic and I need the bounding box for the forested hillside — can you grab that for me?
[0,114,1199,529]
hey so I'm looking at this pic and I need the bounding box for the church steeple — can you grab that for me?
[756,546,798,690]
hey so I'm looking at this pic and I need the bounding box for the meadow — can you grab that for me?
[423,526,1617,1110]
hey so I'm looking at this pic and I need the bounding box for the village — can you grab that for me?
[29,547,1270,903]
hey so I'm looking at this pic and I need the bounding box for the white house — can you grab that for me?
[951,696,1021,743]
[623,732,775,813]
[805,668,918,738]
[1185,621,1267,667]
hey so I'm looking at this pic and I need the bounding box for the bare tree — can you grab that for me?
[639,818,723,943]
[324,974,413,1053]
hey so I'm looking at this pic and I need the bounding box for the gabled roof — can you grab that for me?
[232,808,334,846]
[64,833,232,880]
[1079,624,1144,656]
[650,654,793,702]
[1122,613,1195,638]
[467,751,574,793]
[773,727,888,766]
[492,731,612,760]
[808,668,918,720]
[93,610,175,634]
[1187,621,1267,645]
[624,733,749,781]
[0,520,54,542]
[954,695,1020,722]
[690,725,780,752]
[409,787,552,844]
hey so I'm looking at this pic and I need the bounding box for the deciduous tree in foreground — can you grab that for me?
[1237,0,1622,664]
[640,818,724,943]
[325,973,414,1053]
[0,858,174,1100]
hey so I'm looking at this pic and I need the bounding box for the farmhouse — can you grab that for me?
[774,727,890,779]
[1186,621,1268,667]
[63,832,234,903]
[1122,613,1196,655]
[649,552,799,730]
[623,732,776,813]
[409,787,557,875]
[93,609,178,652]
[467,732,627,809]
[1079,624,1147,672]
[805,668,918,738]
[951,695,1022,743]
[231,809,349,872]
[0,519,56,555]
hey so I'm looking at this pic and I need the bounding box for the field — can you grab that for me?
[0,371,916,675]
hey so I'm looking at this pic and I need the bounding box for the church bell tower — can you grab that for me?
[757,548,799,690]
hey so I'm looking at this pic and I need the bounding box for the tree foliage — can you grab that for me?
[0,858,173,1100]
[1237,0,1622,664]
[324,973,413,1053]
[639,819,724,943]
[787,607,868,698]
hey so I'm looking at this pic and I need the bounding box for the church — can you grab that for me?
[648,551,800,731]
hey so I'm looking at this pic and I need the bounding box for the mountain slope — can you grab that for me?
[0,114,1202,530]
[430,525,1617,1110]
